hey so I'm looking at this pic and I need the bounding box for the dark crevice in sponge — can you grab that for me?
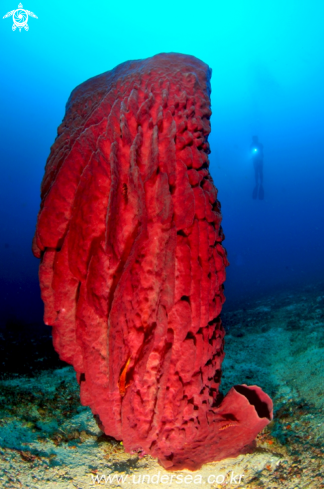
[234,384,272,420]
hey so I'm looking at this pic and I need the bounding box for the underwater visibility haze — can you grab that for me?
[1,0,324,321]
[0,0,324,487]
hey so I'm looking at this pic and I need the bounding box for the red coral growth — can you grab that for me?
[32,53,272,470]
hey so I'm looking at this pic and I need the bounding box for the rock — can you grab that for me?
[32,53,272,470]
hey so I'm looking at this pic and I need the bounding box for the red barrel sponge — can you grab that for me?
[33,53,272,470]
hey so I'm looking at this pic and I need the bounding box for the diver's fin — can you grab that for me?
[258,185,264,200]
[252,186,258,199]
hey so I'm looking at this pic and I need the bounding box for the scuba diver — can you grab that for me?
[251,135,264,200]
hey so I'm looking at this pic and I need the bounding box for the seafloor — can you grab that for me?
[0,282,323,489]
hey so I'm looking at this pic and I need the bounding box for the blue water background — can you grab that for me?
[0,0,323,327]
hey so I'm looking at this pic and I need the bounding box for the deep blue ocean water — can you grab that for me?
[0,5,324,486]
[1,0,323,328]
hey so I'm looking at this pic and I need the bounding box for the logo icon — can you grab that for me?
[3,3,38,32]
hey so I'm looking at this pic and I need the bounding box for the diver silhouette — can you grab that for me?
[251,135,264,200]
